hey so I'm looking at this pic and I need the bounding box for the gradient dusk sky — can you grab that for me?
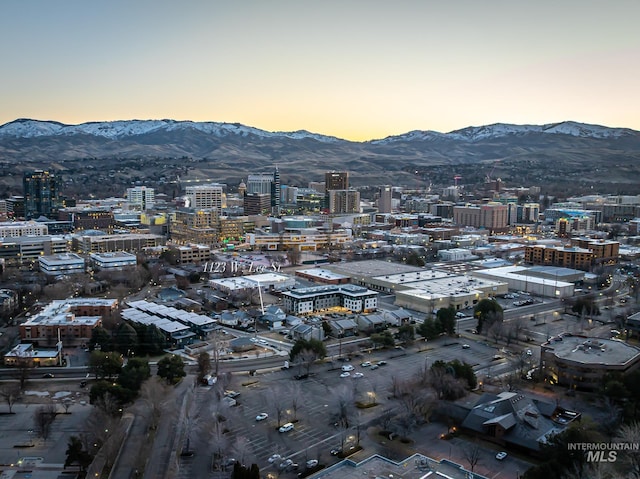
[1,1,638,141]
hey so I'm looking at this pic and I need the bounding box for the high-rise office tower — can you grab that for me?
[247,167,280,215]
[23,170,63,219]
[378,185,393,213]
[325,171,349,191]
[247,174,273,195]
[271,166,280,214]
[126,186,155,211]
[185,184,225,210]
[328,190,360,214]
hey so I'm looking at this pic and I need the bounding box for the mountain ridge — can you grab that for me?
[1,118,640,198]
[1,118,637,143]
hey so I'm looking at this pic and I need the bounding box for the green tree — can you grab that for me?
[89,326,113,352]
[417,317,442,340]
[157,355,186,385]
[571,297,600,317]
[397,324,415,343]
[88,351,123,380]
[449,359,477,390]
[64,435,93,472]
[436,307,456,335]
[114,322,139,355]
[474,298,503,334]
[134,323,168,355]
[289,338,327,363]
[370,331,395,347]
[89,380,136,407]
[196,351,211,384]
[405,251,425,266]
[117,358,151,393]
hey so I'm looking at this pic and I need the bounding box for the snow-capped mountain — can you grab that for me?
[1,118,636,143]
[370,121,636,144]
[0,118,343,143]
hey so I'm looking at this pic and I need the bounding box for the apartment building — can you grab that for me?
[524,244,594,271]
[453,203,509,232]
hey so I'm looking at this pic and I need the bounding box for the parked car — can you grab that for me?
[42,373,54,378]
[255,412,269,421]
[340,372,351,378]
[353,372,364,379]
[360,361,372,367]
[279,459,295,470]
[306,459,319,469]
[462,344,470,349]
[370,364,379,370]
[330,447,341,456]
[279,423,294,433]
[495,451,508,461]
[268,454,282,463]
[341,364,354,372]
[377,360,387,366]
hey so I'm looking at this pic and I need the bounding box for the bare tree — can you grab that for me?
[460,440,482,472]
[615,421,640,476]
[61,398,73,414]
[231,435,253,467]
[140,377,171,430]
[33,403,57,441]
[488,320,503,344]
[0,383,21,413]
[209,421,231,470]
[511,317,525,342]
[330,385,355,430]
[14,357,33,391]
[266,387,288,427]
[298,348,320,376]
[94,392,121,417]
[562,462,617,479]
[288,382,304,421]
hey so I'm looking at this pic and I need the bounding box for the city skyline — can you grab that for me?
[1,1,639,141]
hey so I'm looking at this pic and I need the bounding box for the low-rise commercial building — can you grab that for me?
[90,251,138,270]
[19,298,117,347]
[281,284,378,315]
[541,335,640,390]
[3,343,61,367]
[0,235,68,264]
[73,232,165,253]
[38,253,85,276]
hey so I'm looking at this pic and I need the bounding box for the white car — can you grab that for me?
[353,372,364,379]
[268,454,282,463]
[341,364,354,372]
[255,412,269,421]
[340,372,351,378]
[360,361,372,367]
[279,422,294,433]
[306,459,319,469]
[462,344,470,349]
[495,451,508,461]
[258,339,268,345]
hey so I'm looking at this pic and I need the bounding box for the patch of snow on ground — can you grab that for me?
[53,391,72,399]
[24,390,50,397]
